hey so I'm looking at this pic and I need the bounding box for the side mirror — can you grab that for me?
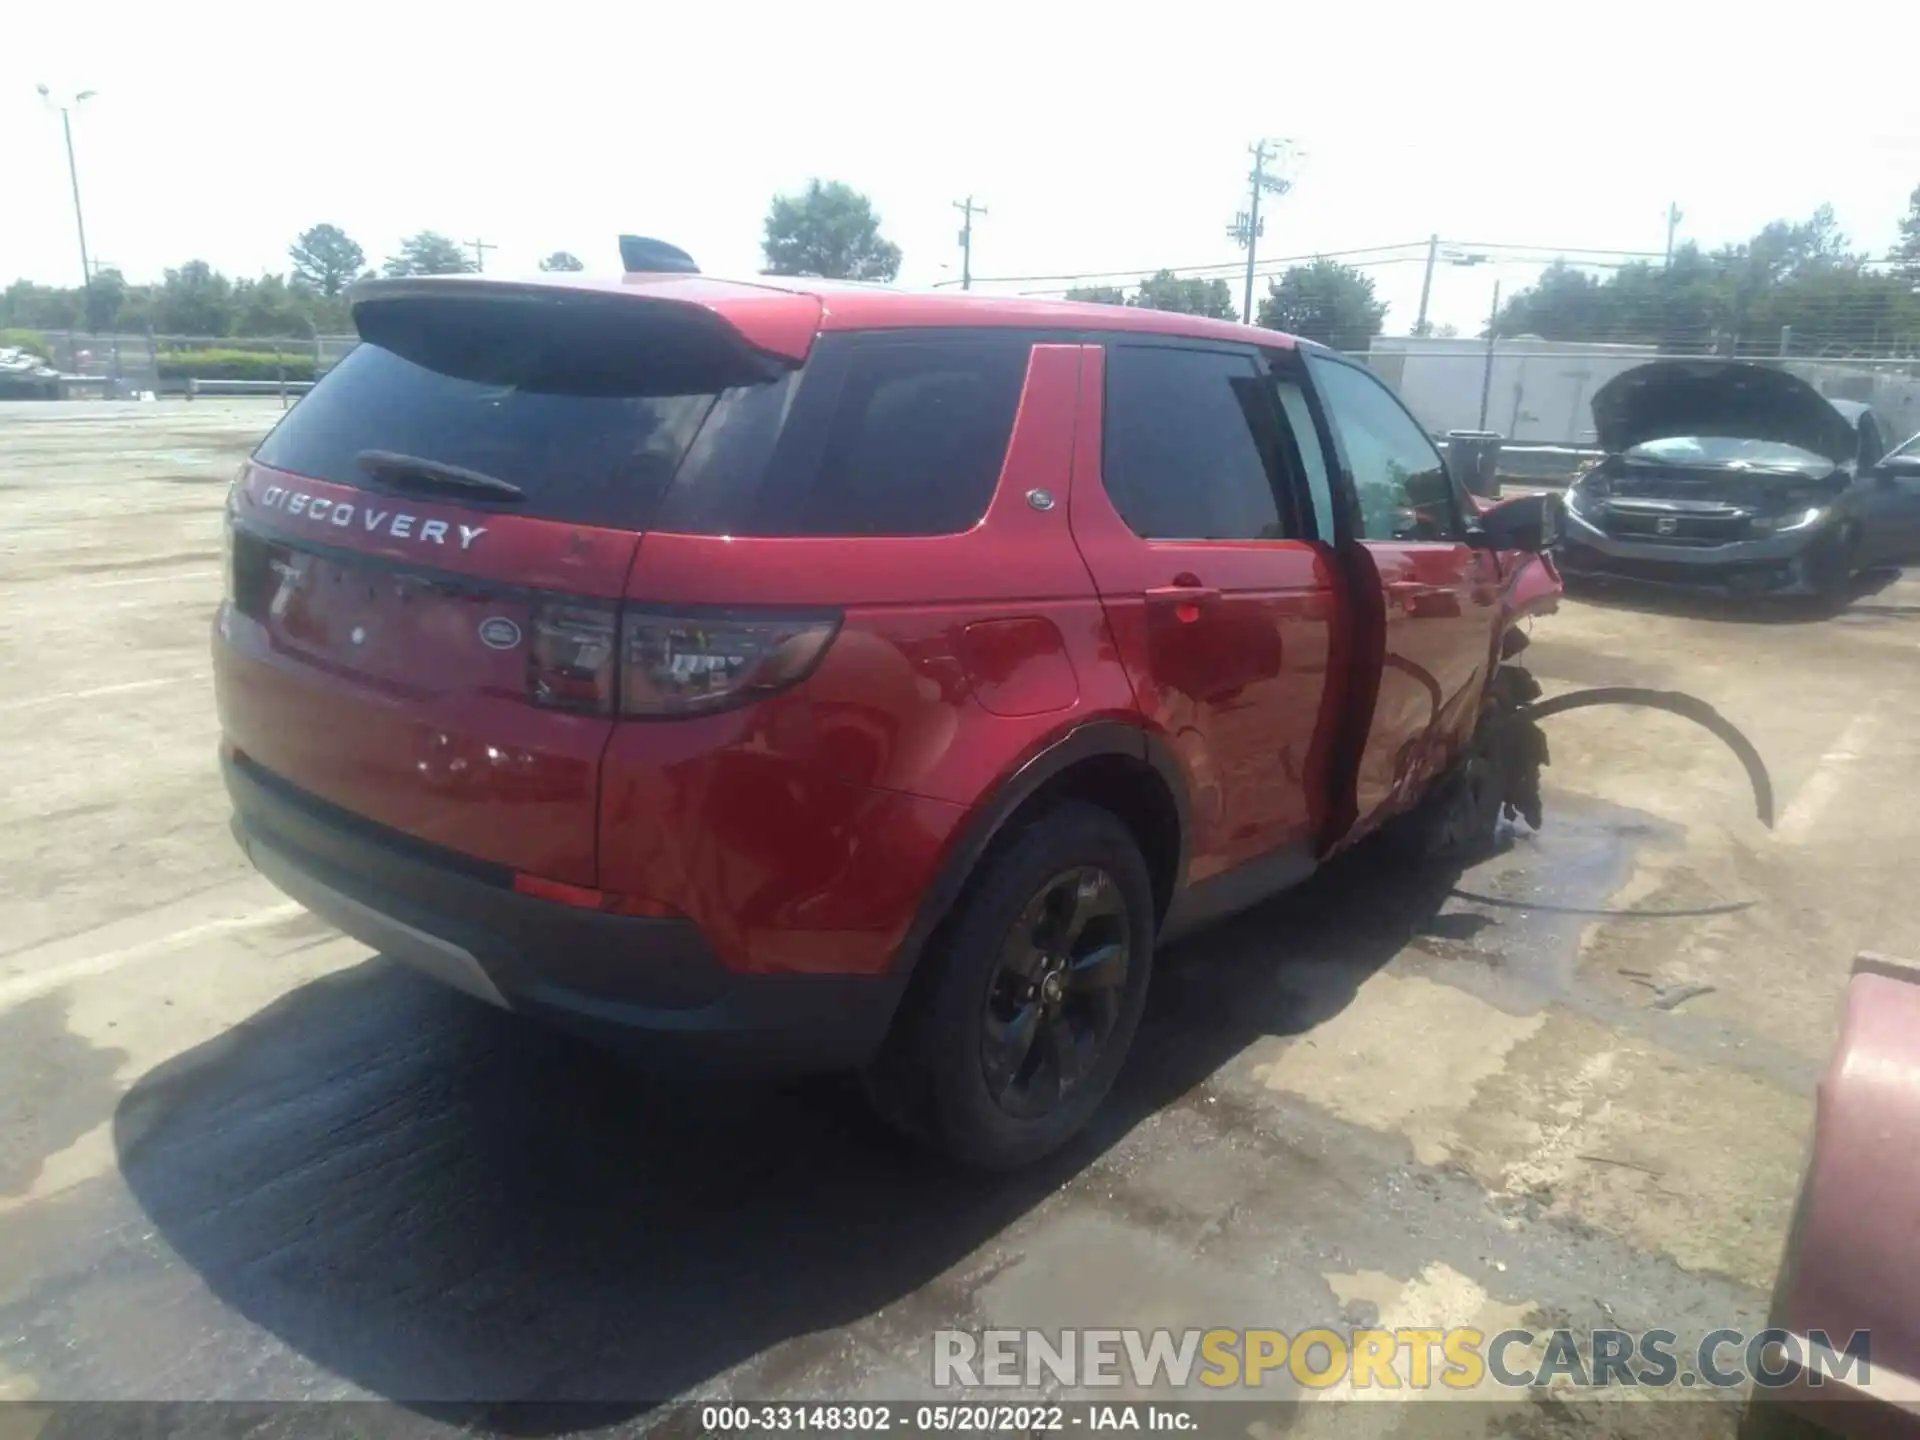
[1471,491,1564,553]
[1873,456,1920,485]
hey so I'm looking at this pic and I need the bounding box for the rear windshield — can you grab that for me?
[253,298,777,530]
[256,303,1033,538]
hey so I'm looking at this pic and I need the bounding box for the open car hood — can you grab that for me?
[1590,360,1858,466]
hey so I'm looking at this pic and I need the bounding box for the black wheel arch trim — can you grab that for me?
[879,720,1191,1016]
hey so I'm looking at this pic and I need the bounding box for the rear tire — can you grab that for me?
[865,803,1156,1171]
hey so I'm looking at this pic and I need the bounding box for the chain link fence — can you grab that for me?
[27,331,359,398]
[1337,336,1920,488]
[19,325,1920,471]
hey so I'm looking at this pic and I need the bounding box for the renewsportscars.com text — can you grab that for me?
[933,1327,1871,1392]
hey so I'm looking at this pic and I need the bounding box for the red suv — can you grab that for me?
[214,250,1561,1168]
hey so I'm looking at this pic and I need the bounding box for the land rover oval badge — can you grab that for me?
[478,617,522,651]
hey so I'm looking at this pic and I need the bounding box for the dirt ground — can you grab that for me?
[1,400,1916,1435]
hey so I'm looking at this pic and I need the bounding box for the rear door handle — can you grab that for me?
[1146,583,1223,604]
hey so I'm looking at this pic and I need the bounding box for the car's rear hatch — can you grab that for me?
[215,278,817,886]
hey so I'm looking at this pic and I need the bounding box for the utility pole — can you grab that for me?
[1414,233,1440,335]
[1664,203,1684,266]
[953,197,987,290]
[1478,279,1502,430]
[1229,138,1294,325]
[467,237,496,273]
[37,85,97,330]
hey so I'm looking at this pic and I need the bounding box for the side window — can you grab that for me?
[1273,380,1337,541]
[1857,412,1885,469]
[792,339,1030,535]
[1103,346,1287,541]
[1305,354,1459,542]
[654,334,1031,537]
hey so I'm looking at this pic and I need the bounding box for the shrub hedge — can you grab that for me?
[155,349,318,382]
[0,329,53,361]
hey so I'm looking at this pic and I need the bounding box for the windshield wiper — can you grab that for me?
[355,450,526,502]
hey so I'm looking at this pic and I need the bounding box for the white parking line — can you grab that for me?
[0,674,206,713]
[0,569,221,593]
[75,569,221,590]
[0,902,306,1011]
[1774,711,1881,845]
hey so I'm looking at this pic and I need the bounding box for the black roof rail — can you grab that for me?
[619,236,699,275]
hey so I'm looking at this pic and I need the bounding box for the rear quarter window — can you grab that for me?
[655,332,1033,537]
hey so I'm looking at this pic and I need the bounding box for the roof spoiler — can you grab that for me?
[619,236,699,275]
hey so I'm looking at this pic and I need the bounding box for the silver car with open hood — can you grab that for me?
[1558,359,1920,599]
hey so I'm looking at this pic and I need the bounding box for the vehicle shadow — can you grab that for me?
[110,840,1469,1426]
[1562,565,1905,625]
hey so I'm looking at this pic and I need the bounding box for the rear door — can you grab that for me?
[1068,341,1339,887]
[1300,350,1503,833]
[215,289,806,886]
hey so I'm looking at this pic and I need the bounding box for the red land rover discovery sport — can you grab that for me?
[214,251,1560,1169]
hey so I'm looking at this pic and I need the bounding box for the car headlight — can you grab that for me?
[1752,505,1828,534]
[1566,479,1605,516]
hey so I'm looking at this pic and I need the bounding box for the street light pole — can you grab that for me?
[1478,279,1502,431]
[1414,233,1439,335]
[38,85,97,330]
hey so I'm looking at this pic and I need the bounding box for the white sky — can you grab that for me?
[5,0,1917,335]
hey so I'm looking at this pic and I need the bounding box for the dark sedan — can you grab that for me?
[1557,360,1920,600]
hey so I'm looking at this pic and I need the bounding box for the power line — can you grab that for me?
[1013,252,1439,298]
[1449,241,1671,259]
[964,240,1433,290]
[955,231,1920,313]
[973,239,1678,294]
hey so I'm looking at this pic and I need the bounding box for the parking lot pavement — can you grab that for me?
[3,403,1918,1429]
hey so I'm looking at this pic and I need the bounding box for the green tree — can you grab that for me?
[1492,205,1920,357]
[1257,258,1389,349]
[82,267,129,332]
[539,251,585,272]
[762,179,902,281]
[1130,269,1238,320]
[152,261,235,336]
[1888,184,1920,280]
[232,274,321,337]
[1063,285,1127,305]
[0,280,81,330]
[382,231,476,277]
[288,224,366,297]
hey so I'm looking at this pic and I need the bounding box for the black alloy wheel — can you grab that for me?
[980,866,1132,1120]
[861,801,1156,1170]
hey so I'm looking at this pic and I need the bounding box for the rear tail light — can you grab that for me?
[620,610,840,718]
[528,601,618,714]
[524,601,839,719]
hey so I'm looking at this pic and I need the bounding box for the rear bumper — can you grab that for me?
[224,751,904,1077]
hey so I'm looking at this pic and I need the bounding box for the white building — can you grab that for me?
[1364,335,1920,450]
[1362,336,1659,445]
